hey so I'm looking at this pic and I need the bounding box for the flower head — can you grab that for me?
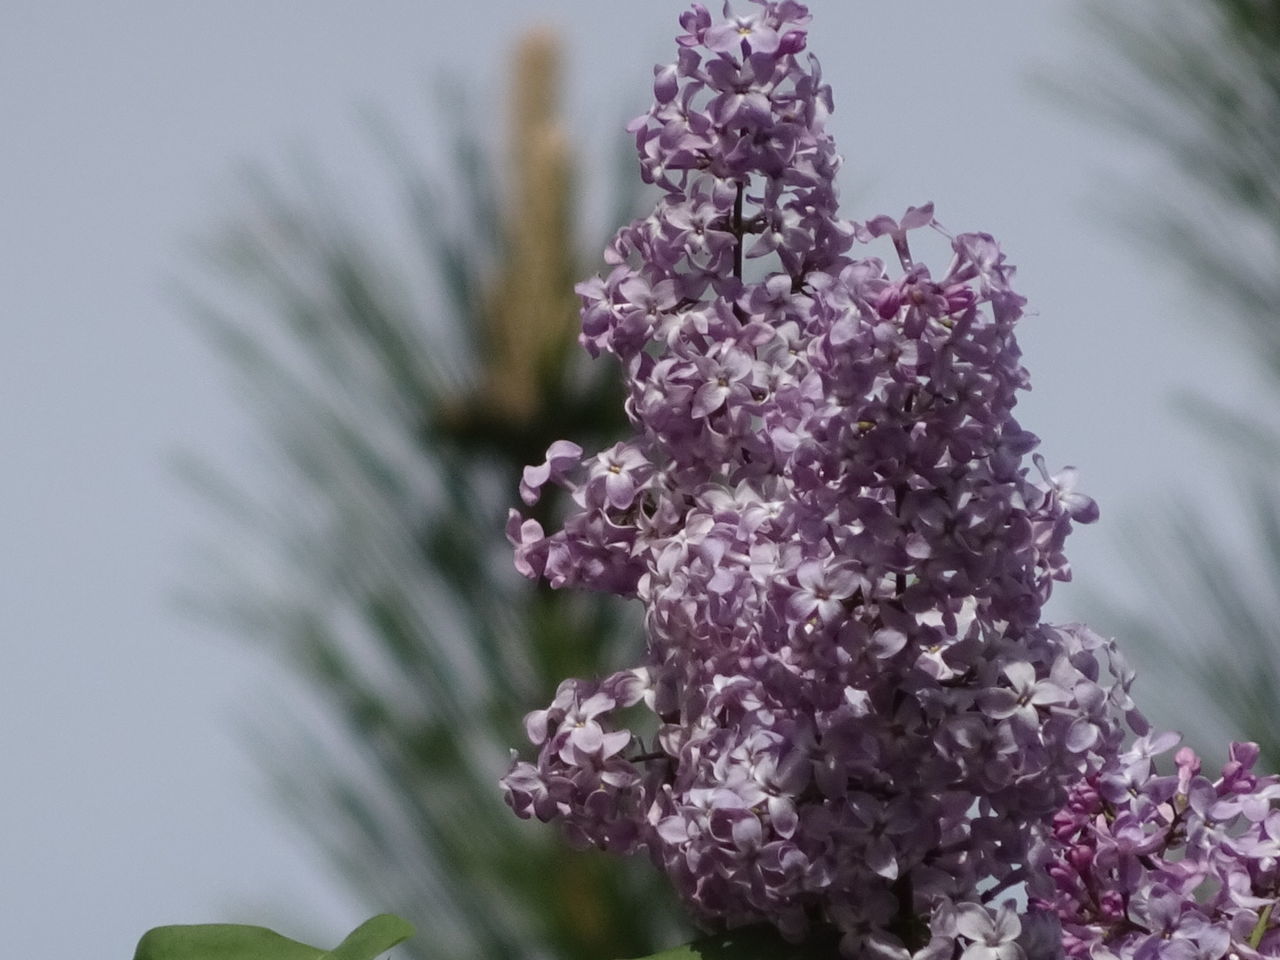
[1035,740,1280,960]
[503,2,1122,953]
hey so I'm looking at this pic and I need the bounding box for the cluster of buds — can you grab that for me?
[496,2,1250,957]
[1035,738,1280,960]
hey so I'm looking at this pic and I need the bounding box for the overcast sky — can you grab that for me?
[1,1,1252,956]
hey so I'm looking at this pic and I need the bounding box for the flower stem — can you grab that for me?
[734,180,745,281]
[1250,902,1274,949]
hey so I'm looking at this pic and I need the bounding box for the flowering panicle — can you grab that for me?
[500,2,1156,955]
[1035,738,1280,960]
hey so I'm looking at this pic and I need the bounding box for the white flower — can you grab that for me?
[956,903,1026,960]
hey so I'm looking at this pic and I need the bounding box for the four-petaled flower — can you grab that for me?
[956,903,1025,960]
[705,11,781,55]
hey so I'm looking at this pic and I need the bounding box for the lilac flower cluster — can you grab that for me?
[1034,738,1280,960]
[501,1,1141,954]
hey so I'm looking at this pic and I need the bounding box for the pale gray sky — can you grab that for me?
[1,1,1249,956]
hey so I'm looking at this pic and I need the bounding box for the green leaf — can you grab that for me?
[134,914,414,960]
[623,925,840,960]
[133,925,323,960]
[325,915,416,960]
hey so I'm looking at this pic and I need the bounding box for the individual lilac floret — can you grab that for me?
[502,1,1120,954]
[1034,738,1280,960]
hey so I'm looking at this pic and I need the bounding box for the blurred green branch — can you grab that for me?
[1069,0,1280,767]
[180,28,686,960]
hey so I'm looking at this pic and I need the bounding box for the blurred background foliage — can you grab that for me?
[1072,0,1280,770]
[178,3,1280,956]
[181,28,686,960]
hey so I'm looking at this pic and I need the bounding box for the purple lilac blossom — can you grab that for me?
[500,1,1149,955]
[1034,740,1280,960]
